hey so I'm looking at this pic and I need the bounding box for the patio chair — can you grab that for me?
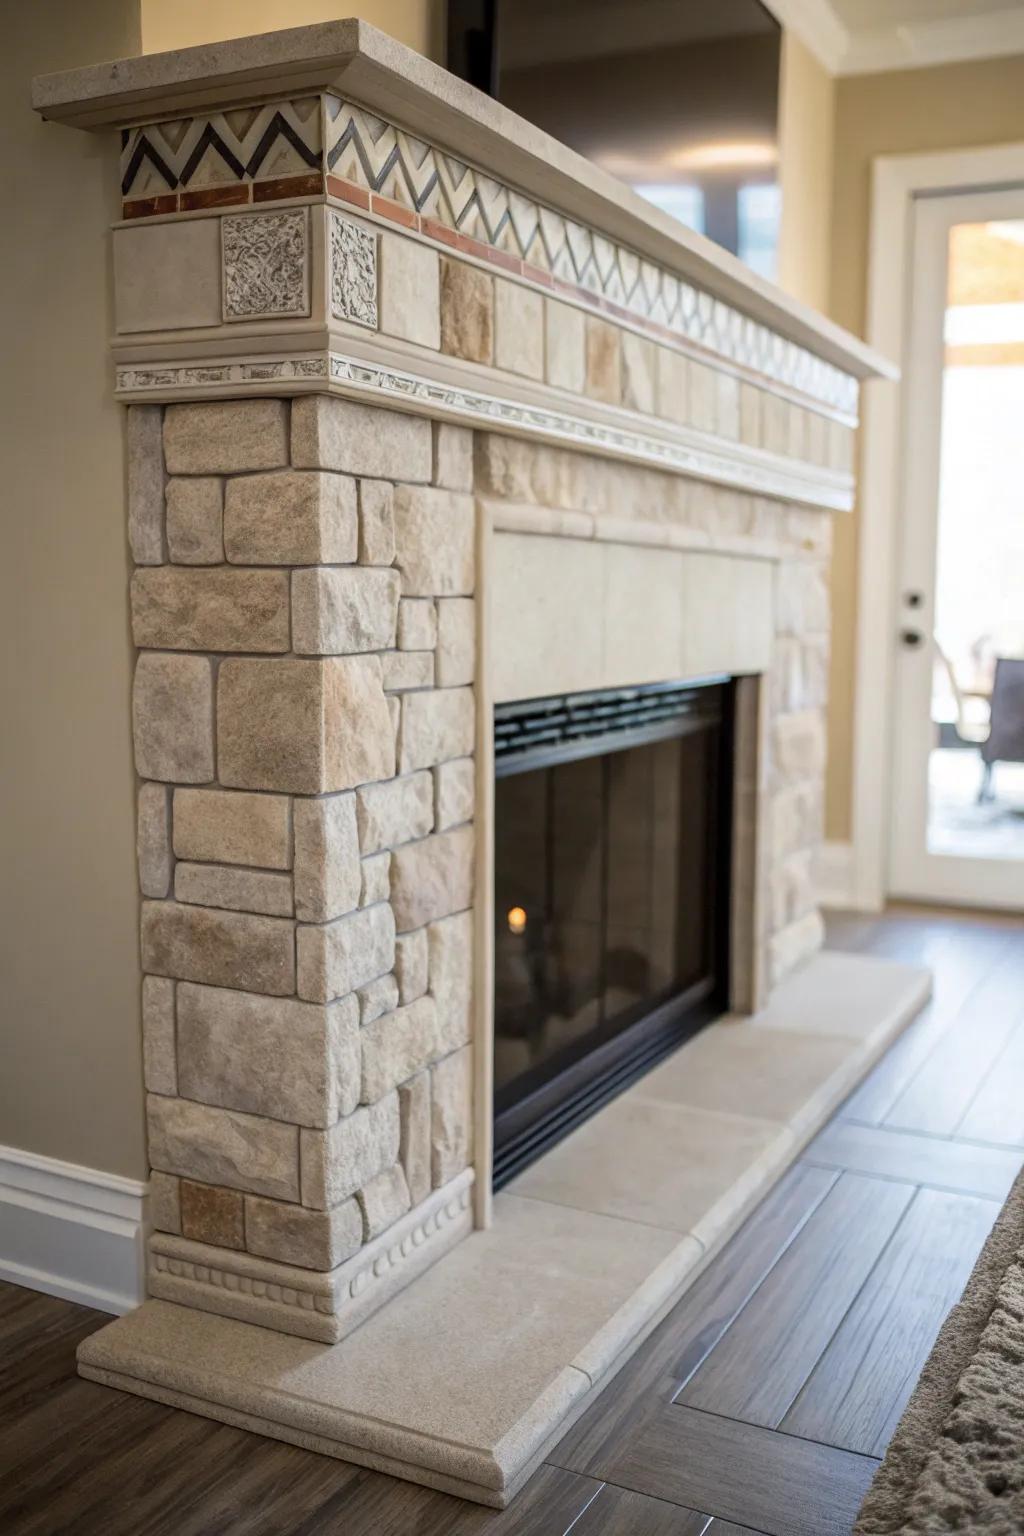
[979,657,1024,803]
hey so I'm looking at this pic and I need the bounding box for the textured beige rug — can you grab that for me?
[856,1168,1024,1535]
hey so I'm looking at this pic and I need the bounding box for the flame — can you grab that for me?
[507,906,527,935]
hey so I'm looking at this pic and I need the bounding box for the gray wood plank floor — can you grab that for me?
[1,906,1021,1536]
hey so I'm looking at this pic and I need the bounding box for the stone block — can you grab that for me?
[428,909,473,1054]
[740,383,763,447]
[244,1193,363,1270]
[164,400,288,475]
[398,1071,431,1205]
[142,974,176,1095]
[358,972,399,1025]
[431,1046,472,1187]
[390,826,474,933]
[360,852,391,907]
[357,479,395,566]
[381,651,434,692]
[435,598,475,687]
[434,757,474,831]
[379,231,440,348]
[545,300,585,393]
[770,782,824,862]
[621,331,656,415]
[394,927,428,1004]
[141,900,295,995]
[494,278,543,379]
[131,567,289,654]
[293,794,360,923]
[432,423,473,491]
[656,347,688,425]
[127,405,165,566]
[166,477,223,565]
[292,567,399,655]
[137,782,172,898]
[218,655,394,795]
[773,710,827,783]
[397,598,437,651]
[585,317,621,404]
[716,371,740,440]
[291,396,432,481]
[174,863,293,917]
[180,1180,244,1250]
[393,485,475,597]
[398,688,475,774]
[133,653,214,784]
[771,847,817,932]
[147,1093,299,1201]
[360,994,438,1102]
[149,1171,181,1235]
[176,984,359,1127]
[300,1091,400,1208]
[440,257,493,364]
[297,901,396,1003]
[355,771,434,855]
[223,470,358,566]
[688,360,718,432]
[357,1164,411,1240]
[776,560,830,637]
[769,909,824,988]
[172,788,291,870]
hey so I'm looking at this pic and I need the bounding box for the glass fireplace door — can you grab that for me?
[493,680,732,1184]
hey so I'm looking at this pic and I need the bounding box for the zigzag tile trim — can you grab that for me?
[114,351,852,512]
[120,93,857,417]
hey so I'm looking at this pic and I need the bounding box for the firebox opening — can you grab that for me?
[492,677,735,1188]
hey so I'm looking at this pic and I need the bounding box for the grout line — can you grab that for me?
[671,1399,883,1464]
[799,1157,1007,1204]
[559,1480,607,1535]
[839,1115,1024,1155]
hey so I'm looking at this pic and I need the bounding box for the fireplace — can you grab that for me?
[492,678,733,1184]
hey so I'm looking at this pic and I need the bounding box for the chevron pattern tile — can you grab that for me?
[121,97,322,199]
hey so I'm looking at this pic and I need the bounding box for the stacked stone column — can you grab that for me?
[130,392,476,1342]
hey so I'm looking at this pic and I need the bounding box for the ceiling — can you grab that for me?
[762,0,1024,74]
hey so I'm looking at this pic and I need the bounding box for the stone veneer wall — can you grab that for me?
[474,431,839,997]
[130,393,478,1341]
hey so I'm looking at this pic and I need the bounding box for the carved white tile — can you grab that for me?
[222,210,310,322]
[330,211,378,330]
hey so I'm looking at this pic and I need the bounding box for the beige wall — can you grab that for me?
[776,31,834,315]
[0,0,145,1177]
[141,0,444,60]
[826,53,1024,841]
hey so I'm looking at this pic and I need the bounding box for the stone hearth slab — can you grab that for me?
[77,950,930,1508]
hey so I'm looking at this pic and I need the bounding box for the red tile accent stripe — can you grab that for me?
[123,194,178,219]
[180,185,250,212]
[253,173,324,203]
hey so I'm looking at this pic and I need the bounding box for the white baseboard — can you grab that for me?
[0,1144,148,1315]
[817,840,856,910]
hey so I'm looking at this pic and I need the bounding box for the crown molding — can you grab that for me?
[840,6,1024,75]
[764,0,1024,76]
[760,0,850,74]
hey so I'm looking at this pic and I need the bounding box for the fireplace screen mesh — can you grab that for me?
[493,680,732,1184]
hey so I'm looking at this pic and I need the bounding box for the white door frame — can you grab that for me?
[848,140,1024,912]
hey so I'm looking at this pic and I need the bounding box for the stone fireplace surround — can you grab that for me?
[32,20,929,1507]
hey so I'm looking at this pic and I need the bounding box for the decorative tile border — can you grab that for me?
[114,350,853,512]
[121,96,323,216]
[119,94,858,420]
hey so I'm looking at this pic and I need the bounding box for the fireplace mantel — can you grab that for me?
[31,20,916,1510]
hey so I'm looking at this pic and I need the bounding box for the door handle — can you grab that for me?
[900,629,925,648]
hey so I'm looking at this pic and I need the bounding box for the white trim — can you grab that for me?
[841,8,1024,76]
[0,1144,148,1314]
[850,142,1024,913]
[816,840,856,910]
[760,0,849,75]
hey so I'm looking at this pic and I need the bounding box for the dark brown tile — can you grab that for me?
[179,184,250,211]
[123,194,178,219]
[253,173,324,202]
